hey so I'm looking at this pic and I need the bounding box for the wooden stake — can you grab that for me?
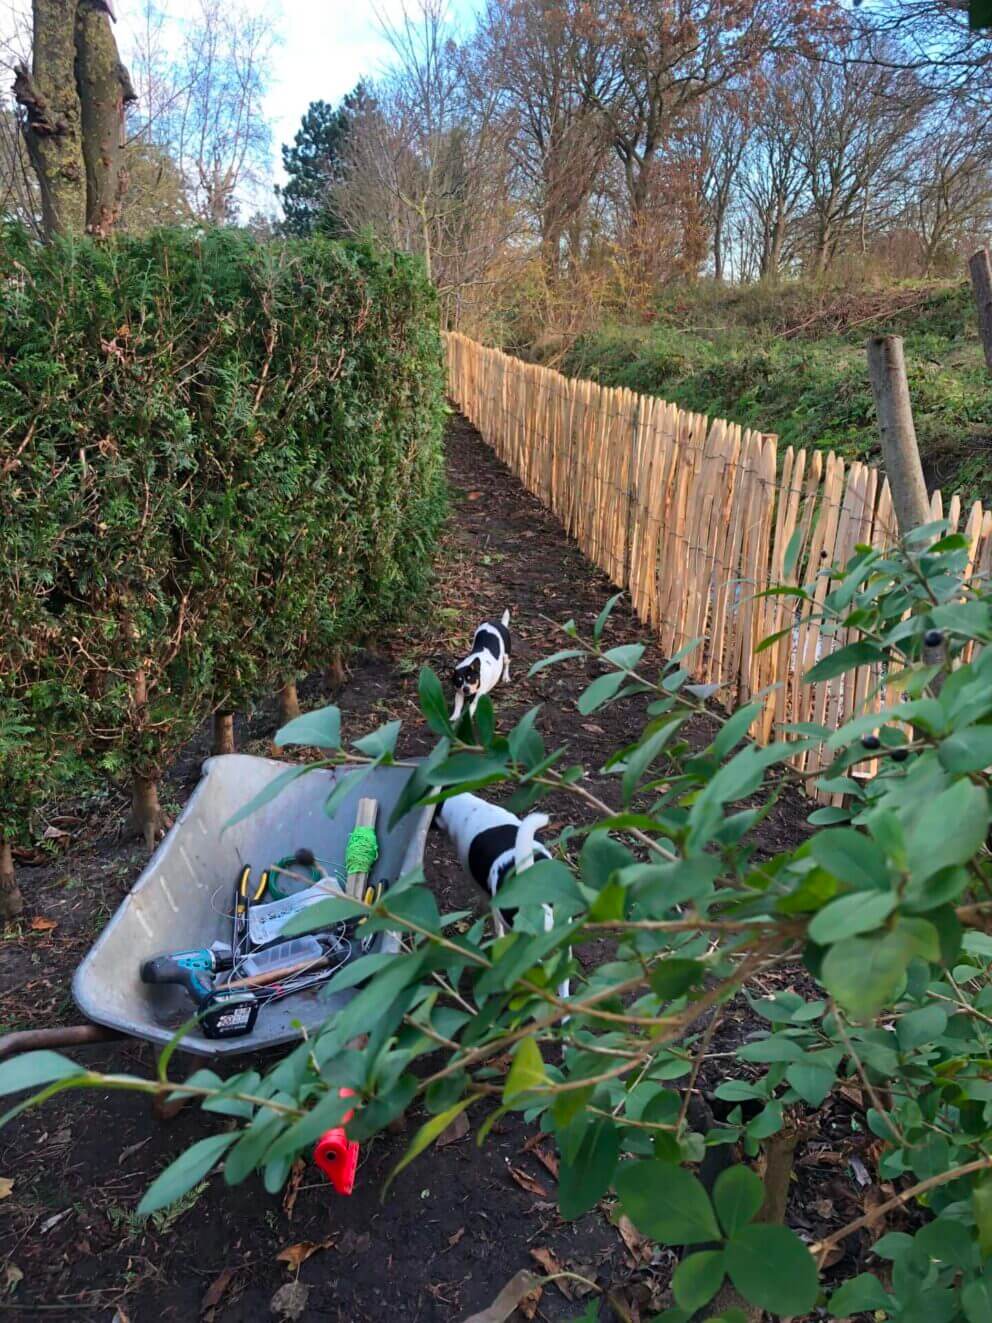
[968,247,992,376]
[866,336,930,535]
[346,797,379,900]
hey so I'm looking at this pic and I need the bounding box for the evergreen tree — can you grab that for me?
[277,85,370,236]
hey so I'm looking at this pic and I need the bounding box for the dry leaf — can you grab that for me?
[581,723,605,734]
[118,1137,150,1166]
[337,1229,371,1256]
[617,1214,652,1265]
[436,1110,470,1148]
[507,1165,548,1198]
[530,1247,573,1298]
[518,1284,543,1319]
[276,1239,334,1272]
[200,1267,236,1318]
[0,1177,13,1200]
[42,825,70,841]
[3,1263,22,1292]
[462,1271,542,1323]
[282,1158,305,1220]
[29,917,56,932]
[467,491,482,501]
[270,1280,309,1320]
[448,1227,465,1248]
[111,1311,129,1323]
[531,1145,558,1179]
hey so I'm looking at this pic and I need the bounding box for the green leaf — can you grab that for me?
[783,525,804,577]
[821,930,914,1019]
[223,1106,286,1185]
[809,829,887,890]
[829,1273,893,1315]
[907,781,989,884]
[974,1173,992,1257]
[621,718,685,804]
[723,1224,818,1315]
[528,648,584,676]
[0,1050,85,1097]
[672,1250,725,1312]
[896,1004,947,1051]
[262,1088,354,1165]
[785,1061,836,1107]
[710,702,762,760]
[353,719,401,758]
[384,1098,474,1194]
[495,858,584,912]
[805,640,882,683]
[138,1132,236,1215]
[577,670,627,715]
[594,591,623,640]
[559,1120,620,1219]
[963,1279,992,1323]
[713,1166,763,1237]
[504,1038,548,1103]
[224,761,320,832]
[323,761,377,818]
[614,1161,721,1245]
[280,893,367,935]
[650,958,706,1000]
[418,667,453,736]
[808,891,897,945]
[937,727,992,774]
[273,704,340,749]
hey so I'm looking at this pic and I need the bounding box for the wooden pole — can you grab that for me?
[866,336,930,536]
[968,247,992,376]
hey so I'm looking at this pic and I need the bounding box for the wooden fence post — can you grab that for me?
[866,336,930,536]
[968,247,992,376]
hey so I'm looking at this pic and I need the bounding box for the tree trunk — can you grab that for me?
[75,1,136,236]
[13,0,86,238]
[128,775,167,853]
[212,711,235,756]
[279,681,301,725]
[0,837,24,920]
[968,247,992,376]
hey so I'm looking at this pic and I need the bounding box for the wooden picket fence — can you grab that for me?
[444,331,992,785]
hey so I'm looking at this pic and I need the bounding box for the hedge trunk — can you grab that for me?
[279,682,301,725]
[0,837,23,920]
[212,712,236,756]
[325,647,346,690]
[129,775,167,852]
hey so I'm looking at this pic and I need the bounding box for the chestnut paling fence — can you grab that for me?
[443,331,992,792]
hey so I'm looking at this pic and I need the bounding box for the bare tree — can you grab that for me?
[128,0,275,224]
[902,108,992,273]
[694,91,749,280]
[738,61,806,279]
[335,1,517,326]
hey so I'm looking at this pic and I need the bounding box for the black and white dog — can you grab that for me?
[451,610,511,720]
[436,792,570,999]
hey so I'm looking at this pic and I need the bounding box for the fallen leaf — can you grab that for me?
[467,491,482,500]
[462,1270,542,1323]
[29,917,56,932]
[581,723,605,734]
[200,1267,236,1318]
[616,1214,652,1265]
[448,1227,465,1248]
[0,1177,13,1200]
[111,1311,130,1323]
[337,1229,371,1256]
[270,1280,309,1320]
[40,1209,70,1234]
[531,1145,559,1179]
[850,1155,871,1186]
[2,1264,22,1293]
[118,1137,150,1166]
[50,1128,71,1147]
[276,1239,334,1272]
[282,1158,305,1219]
[530,1247,573,1298]
[42,825,70,841]
[436,1110,470,1148]
[518,1284,543,1319]
[507,1165,548,1198]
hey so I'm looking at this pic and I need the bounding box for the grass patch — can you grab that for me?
[563,280,990,504]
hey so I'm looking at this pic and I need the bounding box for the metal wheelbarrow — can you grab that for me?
[2,755,431,1061]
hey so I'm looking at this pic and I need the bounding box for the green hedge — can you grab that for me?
[0,226,445,904]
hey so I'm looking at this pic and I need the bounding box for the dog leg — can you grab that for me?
[502,659,510,682]
[493,910,507,939]
[451,691,464,721]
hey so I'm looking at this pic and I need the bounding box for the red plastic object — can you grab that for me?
[313,1088,359,1195]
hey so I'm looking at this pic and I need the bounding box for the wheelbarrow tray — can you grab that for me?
[72,754,432,1058]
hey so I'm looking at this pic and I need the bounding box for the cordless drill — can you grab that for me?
[140,944,259,1040]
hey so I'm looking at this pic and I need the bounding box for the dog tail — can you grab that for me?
[514,812,549,874]
[500,608,510,627]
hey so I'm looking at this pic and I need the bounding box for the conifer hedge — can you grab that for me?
[0,225,445,914]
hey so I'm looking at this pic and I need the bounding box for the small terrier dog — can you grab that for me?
[436,792,570,998]
[451,609,511,720]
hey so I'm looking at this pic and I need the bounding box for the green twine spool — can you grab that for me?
[346,826,379,875]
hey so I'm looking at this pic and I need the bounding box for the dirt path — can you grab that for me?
[0,414,817,1322]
